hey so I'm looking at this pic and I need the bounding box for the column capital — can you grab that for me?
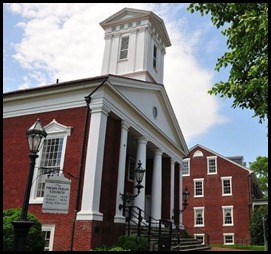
[90,104,110,115]
[153,148,163,156]
[171,158,176,166]
[121,120,130,130]
[137,136,148,145]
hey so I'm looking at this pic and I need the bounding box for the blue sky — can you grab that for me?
[3,3,268,165]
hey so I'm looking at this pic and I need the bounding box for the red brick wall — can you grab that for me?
[162,158,172,220]
[99,115,122,247]
[183,146,251,244]
[3,107,88,251]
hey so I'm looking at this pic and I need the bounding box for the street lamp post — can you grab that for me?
[118,160,145,211]
[172,186,190,251]
[172,186,190,221]
[12,119,47,251]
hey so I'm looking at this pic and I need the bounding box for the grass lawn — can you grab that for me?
[211,244,265,251]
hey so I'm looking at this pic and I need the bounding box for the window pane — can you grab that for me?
[196,210,203,225]
[195,182,203,196]
[36,138,63,197]
[120,36,129,60]
[208,158,216,173]
[182,161,189,175]
[223,179,231,194]
[224,209,232,224]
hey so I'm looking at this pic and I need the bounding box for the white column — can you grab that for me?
[114,120,130,223]
[151,148,163,220]
[133,136,147,211]
[179,163,183,224]
[170,158,176,221]
[77,104,110,221]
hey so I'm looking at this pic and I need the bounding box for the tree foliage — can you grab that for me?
[3,208,45,251]
[249,205,268,245]
[249,156,268,198]
[187,3,268,124]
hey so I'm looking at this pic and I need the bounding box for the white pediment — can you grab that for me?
[108,77,187,154]
[100,8,150,26]
[100,7,171,47]
[45,119,72,136]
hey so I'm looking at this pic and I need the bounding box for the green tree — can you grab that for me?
[249,205,268,245]
[3,208,45,251]
[187,3,268,124]
[249,156,268,198]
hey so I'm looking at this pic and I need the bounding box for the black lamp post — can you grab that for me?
[12,119,47,251]
[119,160,145,210]
[172,186,190,251]
[172,186,190,221]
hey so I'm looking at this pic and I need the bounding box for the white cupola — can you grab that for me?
[100,8,171,84]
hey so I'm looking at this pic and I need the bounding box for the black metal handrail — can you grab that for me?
[123,206,173,248]
[123,206,210,251]
[180,223,210,247]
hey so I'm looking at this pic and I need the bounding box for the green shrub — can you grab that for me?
[3,208,45,251]
[91,246,129,251]
[117,235,149,251]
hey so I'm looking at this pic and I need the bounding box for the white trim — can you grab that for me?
[193,207,205,227]
[223,233,235,245]
[207,156,217,175]
[42,224,55,251]
[194,233,205,244]
[221,176,232,196]
[189,144,252,173]
[193,178,204,197]
[222,205,234,226]
[182,158,190,176]
[4,75,189,163]
[30,120,71,204]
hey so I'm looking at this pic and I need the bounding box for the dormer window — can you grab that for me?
[119,36,129,60]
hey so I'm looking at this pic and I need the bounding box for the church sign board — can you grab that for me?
[42,174,71,214]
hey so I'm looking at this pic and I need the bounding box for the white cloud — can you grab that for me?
[4,3,228,142]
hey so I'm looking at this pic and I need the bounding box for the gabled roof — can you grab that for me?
[99,7,171,47]
[3,73,188,160]
[189,144,253,173]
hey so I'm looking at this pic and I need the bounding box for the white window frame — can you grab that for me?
[119,35,129,60]
[221,176,232,196]
[223,233,235,245]
[193,178,204,197]
[30,119,71,204]
[222,205,234,226]
[207,156,217,175]
[42,224,55,251]
[194,207,205,227]
[182,158,190,176]
[194,233,205,245]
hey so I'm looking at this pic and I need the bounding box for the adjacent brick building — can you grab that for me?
[182,144,264,245]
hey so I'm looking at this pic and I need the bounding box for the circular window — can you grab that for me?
[153,106,158,119]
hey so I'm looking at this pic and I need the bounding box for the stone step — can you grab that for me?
[126,223,210,251]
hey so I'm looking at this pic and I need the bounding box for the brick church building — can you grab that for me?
[3,8,189,251]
